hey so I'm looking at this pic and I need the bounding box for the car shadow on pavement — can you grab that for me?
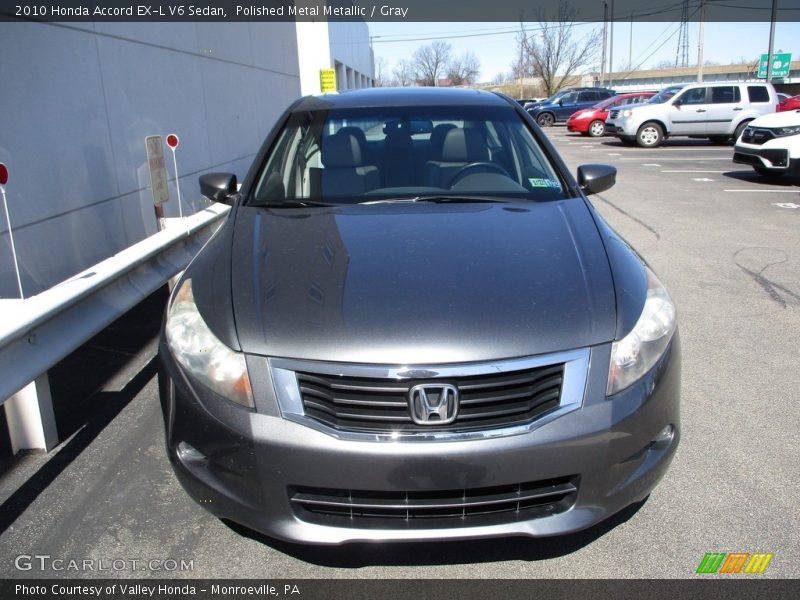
[222,497,648,567]
[722,170,800,186]
[600,139,728,148]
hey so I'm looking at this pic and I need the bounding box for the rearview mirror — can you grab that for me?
[577,164,616,195]
[199,172,238,205]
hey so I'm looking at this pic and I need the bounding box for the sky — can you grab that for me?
[368,21,800,84]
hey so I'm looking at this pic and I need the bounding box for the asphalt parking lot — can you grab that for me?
[1,127,798,579]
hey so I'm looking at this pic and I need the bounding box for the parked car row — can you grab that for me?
[518,82,798,181]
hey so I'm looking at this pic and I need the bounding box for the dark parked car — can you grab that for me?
[159,87,680,545]
[527,87,616,127]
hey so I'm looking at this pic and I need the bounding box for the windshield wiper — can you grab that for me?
[259,200,334,208]
[359,195,513,205]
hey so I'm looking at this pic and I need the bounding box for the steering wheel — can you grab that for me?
[448,162,511,188]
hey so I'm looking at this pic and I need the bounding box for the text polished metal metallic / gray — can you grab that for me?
[158,87,681,545]
[408,384,459,425]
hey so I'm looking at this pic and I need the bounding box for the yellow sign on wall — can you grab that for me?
[320,68,337,93]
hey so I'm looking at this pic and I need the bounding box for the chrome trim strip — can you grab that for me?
[268,348,590,443]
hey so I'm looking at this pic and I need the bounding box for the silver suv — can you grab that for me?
[606,82,778,148]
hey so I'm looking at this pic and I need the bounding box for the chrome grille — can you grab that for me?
[290,476,578,526]
[609,109,620,119]
[296,364,564,433]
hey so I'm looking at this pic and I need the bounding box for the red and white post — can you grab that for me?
[0,162,24,299]
[166,134,184,221]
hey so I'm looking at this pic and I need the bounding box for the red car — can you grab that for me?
[567,91,656,137]
[777,94,800,112]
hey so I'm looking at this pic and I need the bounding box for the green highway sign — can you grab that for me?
[757,53,792,78]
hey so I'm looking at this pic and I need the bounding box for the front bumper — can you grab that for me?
[605,119,637,136]
[566,119,587,133]
[733,140,800,173]
[158,337,680,545]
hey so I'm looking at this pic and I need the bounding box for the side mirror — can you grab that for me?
[557,99,564,105]
[199,172,238,205]
[577,164,616,195]
[672,98,682,107]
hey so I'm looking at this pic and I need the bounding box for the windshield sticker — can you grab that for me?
[529,178,561,189]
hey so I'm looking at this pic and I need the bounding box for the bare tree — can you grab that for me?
[491,72,508,85]
[520,2,602,96]
[652,59,675,70]
[447,51,481,86]
[412,41,452,86]
[374,56,388,87]
[392,59,415,87]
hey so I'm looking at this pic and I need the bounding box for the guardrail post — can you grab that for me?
[3,374,58,453]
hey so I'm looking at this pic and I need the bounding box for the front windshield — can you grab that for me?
[250,104,566,206]
[649,86,684,104]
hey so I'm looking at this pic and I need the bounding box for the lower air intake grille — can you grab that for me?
[290,477,578,528]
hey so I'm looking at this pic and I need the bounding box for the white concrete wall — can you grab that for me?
[0,22,301,298]
[296,22,333,96]
[329,21,374,87]
[295,18,373,95]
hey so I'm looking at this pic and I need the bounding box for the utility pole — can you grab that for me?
[600,2,608,86]
[697,0,705,81]
[609,0,615,86]
[519,25,525,99]
[629,13,633,73]
[766,0,778,81]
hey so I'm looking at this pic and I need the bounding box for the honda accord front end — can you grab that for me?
[158,88,680,544]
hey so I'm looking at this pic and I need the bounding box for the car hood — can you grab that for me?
[749,110,800,128]
[230,200,616,364]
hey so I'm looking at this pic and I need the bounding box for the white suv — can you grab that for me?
[733,109,800,178]
[606,82,778,148]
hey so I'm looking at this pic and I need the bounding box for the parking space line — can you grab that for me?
[661,170,727,173]
[724,189,799,193]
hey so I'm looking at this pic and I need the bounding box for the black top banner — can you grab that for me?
[2,0,800,23]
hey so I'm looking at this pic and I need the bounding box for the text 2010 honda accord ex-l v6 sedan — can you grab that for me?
[158,88,680,545]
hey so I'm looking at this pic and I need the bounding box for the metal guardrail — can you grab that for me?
[0,204,229,404]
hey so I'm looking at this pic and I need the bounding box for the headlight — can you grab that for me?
[607,268,677,396]
[165,279,254,408]
[573,110,590,119]
[621,109,634,118]
[773,125,800,137]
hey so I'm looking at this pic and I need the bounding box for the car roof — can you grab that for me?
[296,87,512,110]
